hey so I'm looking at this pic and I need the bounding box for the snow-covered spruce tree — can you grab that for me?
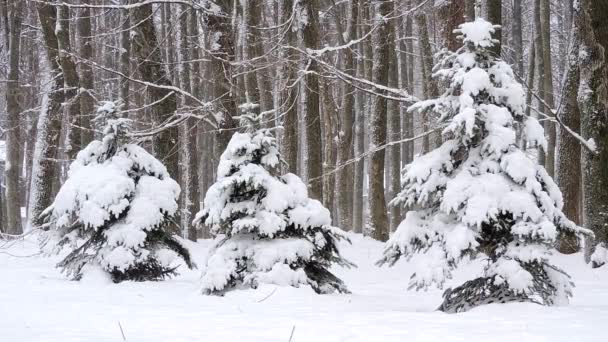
[41,102,193,282]
[194,110,353,295]
[377,19,592,313]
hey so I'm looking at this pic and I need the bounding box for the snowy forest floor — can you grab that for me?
[1,233,607,342]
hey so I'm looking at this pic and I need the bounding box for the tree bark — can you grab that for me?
[4,0,23,234]
[56,3,81,161]
[29,1,65,228]
[556,9,582,253]
[301,0,323,202]
[77,0,94,146]
[130,1,179,178]
[205,0,237,152]
[369,0,391,242]
[335,0,358,230]
[387,30,401,232]
[539,0,556,176]
[178,5,199,241]
[580,0,608,262]
[464,0,475,21]
[119,8,130,112]
[279,0,298,174]
[512,0,524,75]
[487,0,501,57]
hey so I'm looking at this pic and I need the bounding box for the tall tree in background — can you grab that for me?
[336,0,358,230]
[4,0,23,234]
[130,1,178,178]
[487,0,501,56]
[300,0,324,202]
[29,0,65,228]
[539,0,556,176]
[369,0,391,242]
[556,1,582,253]
[204,0,236,152]
[279,0,298,174]
[77,0,94,146]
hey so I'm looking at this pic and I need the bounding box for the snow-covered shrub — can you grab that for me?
[194,113,353,295]
[41,102,192,282]
[377,19,593,313]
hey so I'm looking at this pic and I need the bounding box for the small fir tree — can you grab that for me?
[377,19,592,313]
[194,110,353,295]
[41,102,192,282]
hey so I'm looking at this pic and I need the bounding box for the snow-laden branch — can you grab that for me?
[30,0,226,16]
[308,127,442,183]
[515,72,597,153]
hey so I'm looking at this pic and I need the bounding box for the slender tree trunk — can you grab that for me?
[120,8,130,112]
[369,0,391,242]
[487,0,501,56]
[56,3,81,161]
[301,0,323,202]
[280,0,298,175]
[512,0,523,75]
[416,12,437,152]
[242,0,261,115]
[4,0,23,234]
[534,0,546,167]
[77,0,94,146]
[387,32,401,232]
[540,0,556,176]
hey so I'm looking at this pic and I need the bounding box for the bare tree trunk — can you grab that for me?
[353,1,371,233]
[487,0,501,56]
[464,0,475,21]
[336,0,358,230]
[580,0,608,263]
[369,0,391,242]
[534,0,546,167]
[205,0,237,152]
[247,0,273,117]
[178,5,199,241]
[540,0,556,176]
[29,1,65,227]
[242,0,261,114]
[555,10,582,253]
[130,1,179,178]
[57,3,81,161]
[279,0,298,174]
[119,8,130,112]
[4,0,23,234]
[301,0,323,202]
[416,12,437,152]
[387,32,401,232]
[512,0,523,75]
[321,79,337,215]
[77,0,94,146]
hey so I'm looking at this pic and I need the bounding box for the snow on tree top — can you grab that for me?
[456,18,499,48]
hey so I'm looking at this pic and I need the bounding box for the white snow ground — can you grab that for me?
[1,233,607,342]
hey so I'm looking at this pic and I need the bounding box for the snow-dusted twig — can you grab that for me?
[118,321,126,341]
[288,325,296,342]
[256,287,277,303]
